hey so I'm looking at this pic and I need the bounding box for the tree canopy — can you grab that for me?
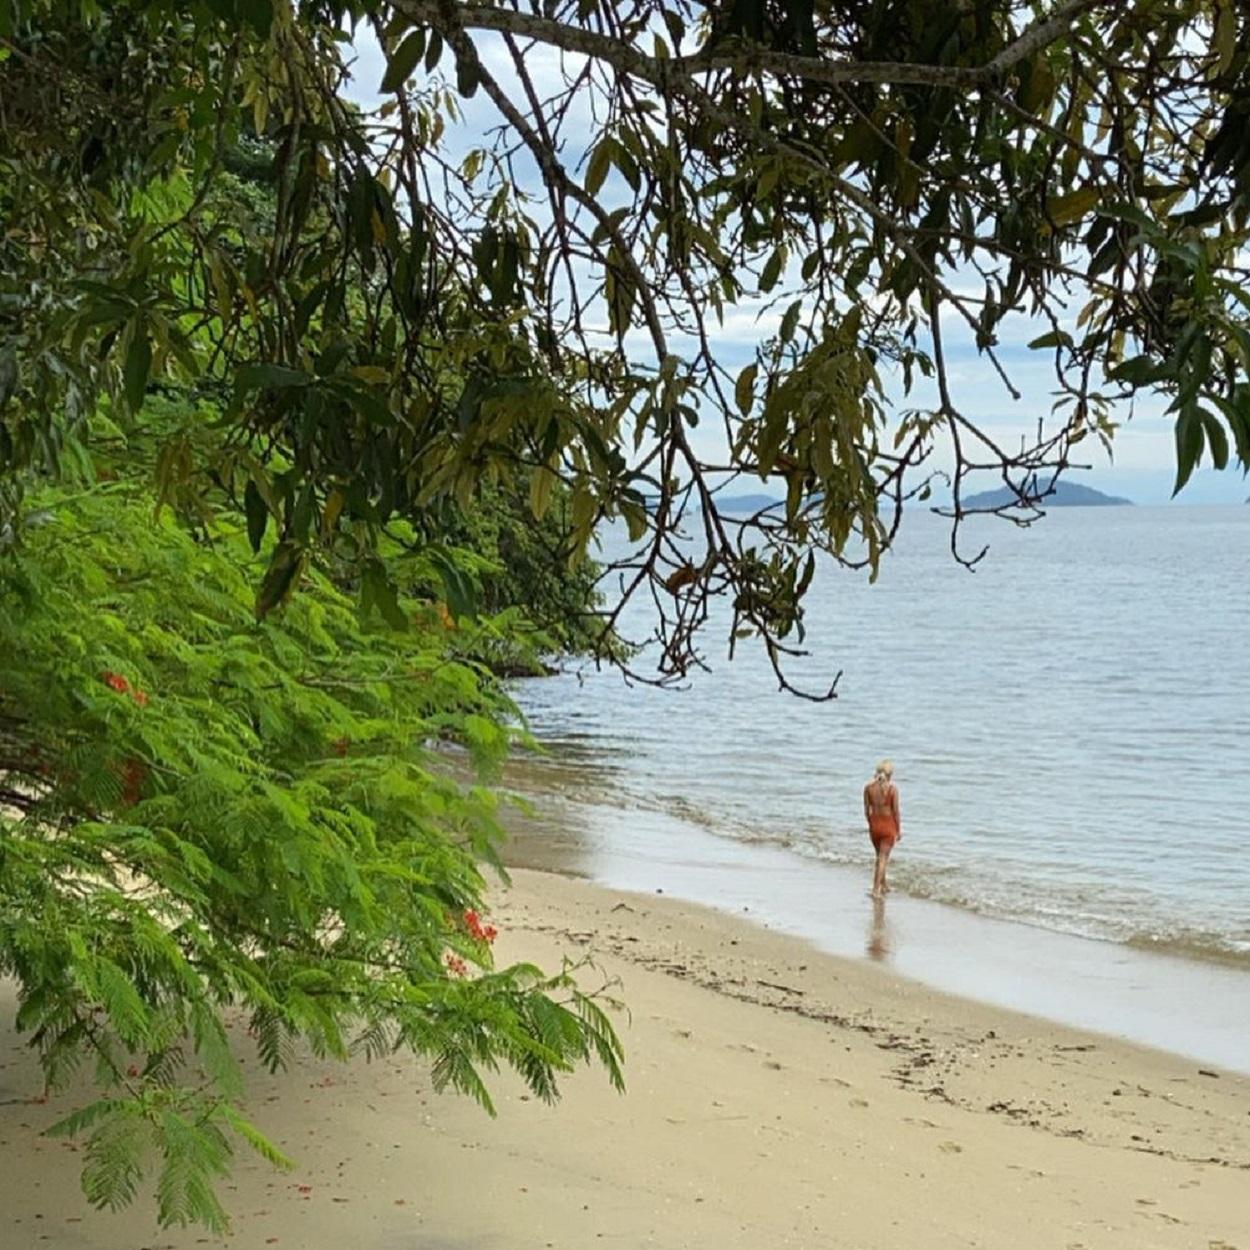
[5,0,1250,690]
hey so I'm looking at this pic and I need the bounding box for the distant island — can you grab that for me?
[708,493,783,514]
[961,481,1133,509]
[693,482,1135,516]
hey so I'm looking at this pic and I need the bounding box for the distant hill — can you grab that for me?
[961,481,1133,509]
[708,493,783,514]
[687,482,1134,515]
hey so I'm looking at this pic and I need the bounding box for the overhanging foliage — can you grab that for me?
[5,0,1250,692]
[0,480,622,1229]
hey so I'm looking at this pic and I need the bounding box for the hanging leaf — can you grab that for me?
[1214,0,1237,76]
[381,29,427,92]
[455,52,480,98]
[244,480,268,553]
[779,300,802,344]
[124,330,151,413]
[585,140,612,195]
[1044,187,1101,229]
[760,247,784,294]
[529,465,557,520]
[1199,406,1229,470]
[254,541,305,617]
[735,363,758,416]
[1172,404,1204,496]
[424,28,443,72]
[360,559,408,629]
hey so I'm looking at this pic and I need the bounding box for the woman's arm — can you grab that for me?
[891,785,901,838]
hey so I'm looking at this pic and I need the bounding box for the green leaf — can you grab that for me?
[754,160,780,203]
[1173,404,1204,496]
[529,465,557,520]
[1215,0,1236,76]
[1045,187,1101,228]
[244,480,268,554]
[124,331,152,413]
[381,29,427,92]
[426,545,480,620]
[735,363,758,416]
[47,1099,128,1140]
[255,540,305,617]
[605,262,636,338]
[1199,406,1229,470]
[0,344,16,407]
[779,300,801,344]
[585,141,612,196]
[424,28,443,72]
[1107,355,1168,386]
[1028,329,1074,351]
[218,1105,293,1171]
[455,52,480,98]
[360,560,408,629]
[760,247,784,294]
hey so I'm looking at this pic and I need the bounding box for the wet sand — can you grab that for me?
[2,867,1249,1249]
[502,793,1250,1074]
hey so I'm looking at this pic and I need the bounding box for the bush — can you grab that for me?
[0,482,622,1231]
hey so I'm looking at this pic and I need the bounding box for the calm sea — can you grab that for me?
[514,505,1250,969]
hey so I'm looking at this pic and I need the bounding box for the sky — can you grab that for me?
[345,29,1248,508]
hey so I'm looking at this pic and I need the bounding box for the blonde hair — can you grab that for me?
[874,759,894,783]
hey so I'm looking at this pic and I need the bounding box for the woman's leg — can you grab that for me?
[872,843,888,896]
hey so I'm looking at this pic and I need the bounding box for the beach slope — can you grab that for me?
[2,867,1247,1249]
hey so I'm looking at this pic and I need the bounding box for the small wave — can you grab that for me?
[626,802,1250,972]
[1124,930,1250,968]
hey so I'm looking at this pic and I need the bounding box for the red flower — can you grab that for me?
[462,910,497,944]
[445,953,468,978]
[131,689,149,707]
[102,671,130,694]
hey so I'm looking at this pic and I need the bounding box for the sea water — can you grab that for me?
[514,505,1250,969]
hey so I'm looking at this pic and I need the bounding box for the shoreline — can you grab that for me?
[3,865,1249,1249]
[501,792,1250,1075]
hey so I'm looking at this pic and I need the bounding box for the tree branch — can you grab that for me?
[393,0,1108,92]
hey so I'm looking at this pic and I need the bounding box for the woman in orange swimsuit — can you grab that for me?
[863,759,900,898]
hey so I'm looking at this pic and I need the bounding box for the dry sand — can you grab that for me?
[2,867,1248,1249]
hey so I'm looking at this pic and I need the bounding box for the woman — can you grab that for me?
[863,759,900,898]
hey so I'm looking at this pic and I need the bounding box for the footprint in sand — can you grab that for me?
[937,1141,963,1154]
[849,1098,870,1108]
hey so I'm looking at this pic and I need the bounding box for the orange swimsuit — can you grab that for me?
[866,783,899,850]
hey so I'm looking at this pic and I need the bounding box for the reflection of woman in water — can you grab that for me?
[863,759,900,899]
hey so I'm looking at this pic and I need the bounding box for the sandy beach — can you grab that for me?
[2,866,1248,1249]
